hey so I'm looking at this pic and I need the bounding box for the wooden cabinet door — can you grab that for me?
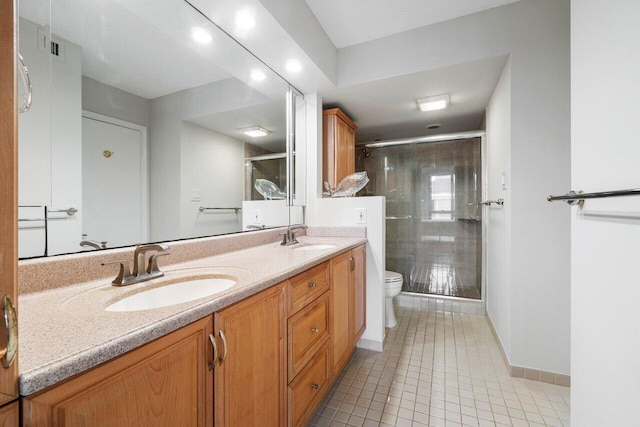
[22,317,214,427]
[349,244,366,347]
[214,283,286,427]
[0,0,20,409]
[322,108,357,188]
[0,402,18,427]
[330,251,352,375]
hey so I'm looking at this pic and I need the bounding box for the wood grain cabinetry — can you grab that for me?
[330,245,367,376]
[0,402,18,427]
[286,262,331,426]
[22,317,214,426]
[323,108,357,188]
[213,283,286,427]
[20,246,366,427]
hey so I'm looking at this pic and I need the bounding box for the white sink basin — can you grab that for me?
[106,277,236,312]
[294,244,337,251]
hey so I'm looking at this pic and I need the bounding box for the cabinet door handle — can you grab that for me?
[349,257,355,271]
[311,383,319,390]
[208,333,218,370]
[308,281,317,288]
[311,327,319,334]
[218,330,228,363]
[0,295,17,368]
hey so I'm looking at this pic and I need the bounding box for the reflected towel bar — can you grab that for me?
[547,188,640,206]
[48,207,78,216]
[480,199,504,206]
[198,207,241,213]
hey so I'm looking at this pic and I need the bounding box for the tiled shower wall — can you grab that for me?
[360,138,482,299]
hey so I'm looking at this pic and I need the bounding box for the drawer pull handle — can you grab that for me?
[311,383,319,390]
[208,333,218,370]
[0,295,17,368]
[311,327,319,333]
[308,282,317,288]
[219,330,228,363]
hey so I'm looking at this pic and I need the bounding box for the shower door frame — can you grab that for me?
[362,131,488,303]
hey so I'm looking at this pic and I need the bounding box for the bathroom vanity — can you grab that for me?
[18,234,366,426]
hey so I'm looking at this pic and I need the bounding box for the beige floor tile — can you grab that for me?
[309,307,570,427]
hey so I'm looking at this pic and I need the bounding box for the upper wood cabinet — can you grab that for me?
[22,317,214,426]
[213,283,286,427]
[323,108,357,188]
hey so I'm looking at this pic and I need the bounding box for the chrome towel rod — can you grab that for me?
[480,199,504,206]
[547,188,640,206]
[48,207,78,216]
[199,207,241,213]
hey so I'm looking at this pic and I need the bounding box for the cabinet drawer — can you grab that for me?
[287,261,329,314]
[287,343,330,427]
[288,293,330,380]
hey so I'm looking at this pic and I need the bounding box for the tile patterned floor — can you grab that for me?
[309,307,570,427]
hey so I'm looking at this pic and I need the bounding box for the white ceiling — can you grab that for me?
[321,55,508,142]
[304,0,522,48]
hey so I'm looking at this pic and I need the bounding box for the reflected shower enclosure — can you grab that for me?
[360,138,482,299]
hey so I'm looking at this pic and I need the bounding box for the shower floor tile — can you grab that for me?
[403,263,481,299]
[308,307,570,427]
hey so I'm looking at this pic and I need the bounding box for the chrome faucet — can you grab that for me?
[280,225,307,246]
[102,243,170,286]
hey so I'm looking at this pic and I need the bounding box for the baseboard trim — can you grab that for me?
[486,313,570,387]
[356,337,383,352]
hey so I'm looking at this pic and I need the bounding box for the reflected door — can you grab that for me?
[82,115,147,248]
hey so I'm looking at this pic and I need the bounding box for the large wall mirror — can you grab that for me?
[17,0,305,259]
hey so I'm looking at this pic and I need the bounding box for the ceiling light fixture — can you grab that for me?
[285,59,302,73]
[250,69,266,81]
[242,126,270,137]
[417,94,450,111]
[235,10,255,30]
[191,27,212,44]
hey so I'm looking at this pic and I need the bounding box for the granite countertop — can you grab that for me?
[18,235,366,396]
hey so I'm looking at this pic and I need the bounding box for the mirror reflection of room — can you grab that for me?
[17,0,300,259]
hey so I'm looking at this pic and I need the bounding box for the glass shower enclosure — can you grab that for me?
[359,137,483,299]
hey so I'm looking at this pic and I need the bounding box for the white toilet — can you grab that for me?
[385,271,403,328]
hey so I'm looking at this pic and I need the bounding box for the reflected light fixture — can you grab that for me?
[250,69,266,81]
[242,126,270,137]
[191,27,212,44]
[285,59,302,73]
[235,9,256,30]
[417,94,450,111]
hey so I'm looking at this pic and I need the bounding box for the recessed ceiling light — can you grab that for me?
[417,94,450,111]
[235,10,255,30]
[250,69,266,81]
[285,59,302,73]
[191,27,212,44]
[242,126,270,137]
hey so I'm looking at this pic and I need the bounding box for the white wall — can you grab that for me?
[149,78,280,242]
[485,59,512,359]
[18,19,83,256]
[48,34,82,255]
[571,1,640,424]
[180,122,244,238]
[82,77,150,127]
[242,200,301,230]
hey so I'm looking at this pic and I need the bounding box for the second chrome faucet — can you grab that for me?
[102,243,170,286]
